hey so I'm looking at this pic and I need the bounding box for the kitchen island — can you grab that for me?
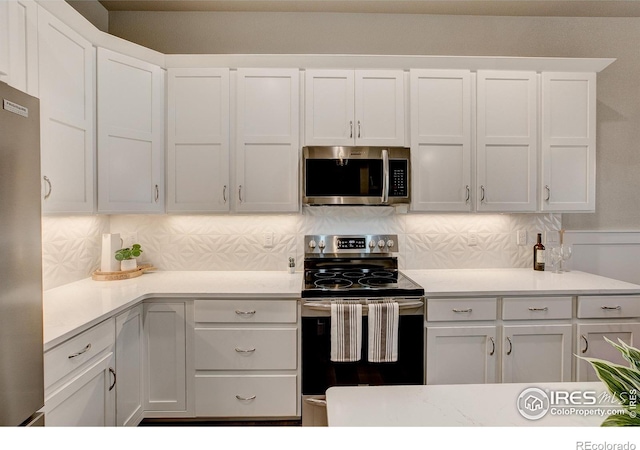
[326,382,623,426]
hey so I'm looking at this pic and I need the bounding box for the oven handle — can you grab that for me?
[381,148,389,204]
[302,300,424,311]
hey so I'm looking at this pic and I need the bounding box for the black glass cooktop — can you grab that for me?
[301,257,424,298]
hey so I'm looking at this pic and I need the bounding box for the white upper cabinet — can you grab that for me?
[235,68,300,213]
[305,69,405,146]
[410,69,472,212]
[1,0,38,96]
[476,71,538,212]
[167,68,230,213]
[38,6,95,214]
[97,48,165,213]
[541,72,596,212]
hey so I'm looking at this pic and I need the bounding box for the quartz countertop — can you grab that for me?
[43,271,304,351]
[326,382,618,426]
[43,268,640,351]
[403,268,640,297]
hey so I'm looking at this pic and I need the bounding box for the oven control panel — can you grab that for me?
[305,234,398,254]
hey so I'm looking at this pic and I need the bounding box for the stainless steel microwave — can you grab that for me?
[302,146,411,206]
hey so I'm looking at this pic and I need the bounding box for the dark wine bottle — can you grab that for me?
[533,233,545,271]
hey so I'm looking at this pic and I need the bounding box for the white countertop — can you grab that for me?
[43,268,640,351]
[326,382,619,426]
[403,268,640,297]
[43,270,304,350]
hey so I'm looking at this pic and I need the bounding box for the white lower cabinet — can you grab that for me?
[426,325,498,384]
[502,324,572,383]
[576,294,640,381]
[193,299,299,418]
[115,305,144,426]
[426,295,573,384]
[143,300,193,416]
[43,318,116,426]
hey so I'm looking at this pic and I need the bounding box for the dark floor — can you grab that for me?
[139,418,301,426]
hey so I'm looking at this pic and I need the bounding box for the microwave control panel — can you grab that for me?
[389,160,409,197]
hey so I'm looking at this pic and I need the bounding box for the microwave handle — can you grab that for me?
[382,149,389,204]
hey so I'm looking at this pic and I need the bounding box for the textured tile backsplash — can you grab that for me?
[42,209,561,290]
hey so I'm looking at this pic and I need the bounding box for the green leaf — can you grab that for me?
[601,412,640,427]
[579,357,640,406]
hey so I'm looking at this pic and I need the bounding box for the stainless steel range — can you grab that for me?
[300,234,425,426]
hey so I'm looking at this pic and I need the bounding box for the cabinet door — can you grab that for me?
[167,68,230,212]
[502,324,572,383]
[476,71,537,212]
[143,302,188,413]
[576,323,640,382]
[97,47,165,213]
[115,305,144,427]
[304,69,354,146]
[235,68,299,212]
[44,352,116,426]
[38,7,95,214]
[1,0,38,96]
[541,72,596,212]
[426,326,498,384]
[354,70,405,146]
[410,69,471,211]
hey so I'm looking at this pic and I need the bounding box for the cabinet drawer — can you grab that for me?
[577,296,640,319]
[502,296,572,320]
[427,298,497,321]
[195,374,297,417]
[195,328,297,370]
[194,299,297,323]
[44,318,115,389]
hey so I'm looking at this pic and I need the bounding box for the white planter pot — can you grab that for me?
[120,259,137,271]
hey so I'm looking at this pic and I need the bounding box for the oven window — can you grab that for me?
[301,315,424,395]
[305,159,383,197]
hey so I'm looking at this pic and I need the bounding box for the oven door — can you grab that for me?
[302,146,410,205]
[301,298,424,425]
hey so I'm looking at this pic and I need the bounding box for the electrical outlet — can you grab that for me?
[121,232,138,248]
[263,232,274,248]
[467,232,478,246]
[516,230,527,246]
[545,231,560,245]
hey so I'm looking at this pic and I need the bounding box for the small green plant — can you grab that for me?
[578,337,640,426]
[115,244,143,261]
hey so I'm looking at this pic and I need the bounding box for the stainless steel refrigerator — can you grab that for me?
[0,81,45,426]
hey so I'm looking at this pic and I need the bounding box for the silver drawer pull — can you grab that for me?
[235,310,256,316]
[453,308,472,313]
[235,347,256,353]
[601,305,621,310]
[235,395,256,401]
[68,343,91,359]
[528,307,548,311]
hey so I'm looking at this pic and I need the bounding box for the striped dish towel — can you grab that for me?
[330,300,363,362]
[368,300,399,363]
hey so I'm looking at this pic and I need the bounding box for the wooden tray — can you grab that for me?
[92,263,156,281]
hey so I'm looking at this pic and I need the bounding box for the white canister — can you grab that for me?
[101,233,122,272]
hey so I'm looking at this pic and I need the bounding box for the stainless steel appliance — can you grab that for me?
[300,234,424,426]
[0,82,45,426]
[302,146,410,206]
